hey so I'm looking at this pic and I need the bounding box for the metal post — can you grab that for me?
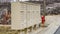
[43,0,46,16]
[41,0,46,27]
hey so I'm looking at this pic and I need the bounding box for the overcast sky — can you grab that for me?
[0,0,44,3]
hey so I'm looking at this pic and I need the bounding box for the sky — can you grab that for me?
[0,0,29,2]
[0,0,41,2]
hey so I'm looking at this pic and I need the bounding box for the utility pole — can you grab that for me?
[43,0,46,16]
[41,0,46,27]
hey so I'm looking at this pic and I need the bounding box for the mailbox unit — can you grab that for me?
[11,2,41,29]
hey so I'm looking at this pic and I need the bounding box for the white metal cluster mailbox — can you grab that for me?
[11,2,41,29]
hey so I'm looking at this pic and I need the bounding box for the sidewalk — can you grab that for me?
[28,27,46,34]
[37,23,60,34]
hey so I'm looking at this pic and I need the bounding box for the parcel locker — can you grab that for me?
[11,2,41,29]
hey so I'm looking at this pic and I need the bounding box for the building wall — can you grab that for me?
[11,2,41,29]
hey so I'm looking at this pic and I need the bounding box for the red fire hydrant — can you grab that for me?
[41,15,45,25]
